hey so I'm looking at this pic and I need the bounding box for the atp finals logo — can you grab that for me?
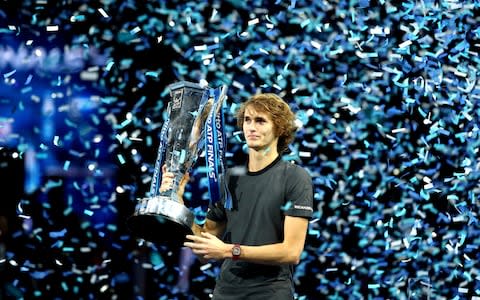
[172,89,183,110]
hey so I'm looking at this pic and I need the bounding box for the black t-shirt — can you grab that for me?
[207,156,314,299]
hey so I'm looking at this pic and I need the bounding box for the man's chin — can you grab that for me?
[247,144,268,152]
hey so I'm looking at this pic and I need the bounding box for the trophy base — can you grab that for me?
[127,196,194,245]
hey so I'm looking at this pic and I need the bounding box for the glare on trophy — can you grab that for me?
[127,81,228,245]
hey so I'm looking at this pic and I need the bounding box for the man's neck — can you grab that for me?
[248,148,279,172]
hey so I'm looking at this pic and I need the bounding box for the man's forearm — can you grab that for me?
[191,223,203,236]
[224,242,303,265]
[185,232,304,265]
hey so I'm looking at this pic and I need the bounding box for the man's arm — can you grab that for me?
[189,218,226,264]
[192,218,226,238]
[185,215,309,265]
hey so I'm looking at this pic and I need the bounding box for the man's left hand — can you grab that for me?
[184,232,230,260]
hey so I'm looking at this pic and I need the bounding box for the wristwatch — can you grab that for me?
[231,244,241,260]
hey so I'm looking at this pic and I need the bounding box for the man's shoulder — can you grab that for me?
[279,159,310,176]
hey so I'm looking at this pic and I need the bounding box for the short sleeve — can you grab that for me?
[284,164,314,219]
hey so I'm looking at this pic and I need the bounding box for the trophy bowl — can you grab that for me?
[127,196,194,245]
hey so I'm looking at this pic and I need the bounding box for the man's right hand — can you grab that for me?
[159,165,190,204]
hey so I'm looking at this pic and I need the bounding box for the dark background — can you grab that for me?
[1,0,480,299]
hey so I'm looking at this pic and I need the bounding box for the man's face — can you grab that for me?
[243,106,278,153]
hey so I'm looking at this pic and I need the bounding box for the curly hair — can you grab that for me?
[236,93,297,153]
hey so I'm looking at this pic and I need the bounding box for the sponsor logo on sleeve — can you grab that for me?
[294,205,313,211]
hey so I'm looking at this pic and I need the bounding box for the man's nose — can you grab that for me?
[246,122,257,131]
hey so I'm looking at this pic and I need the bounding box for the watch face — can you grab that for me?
[232,245,241,256]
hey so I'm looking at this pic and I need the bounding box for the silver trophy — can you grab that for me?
[127,81,226,245]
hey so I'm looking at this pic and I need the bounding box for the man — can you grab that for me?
[162,93,313,299]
